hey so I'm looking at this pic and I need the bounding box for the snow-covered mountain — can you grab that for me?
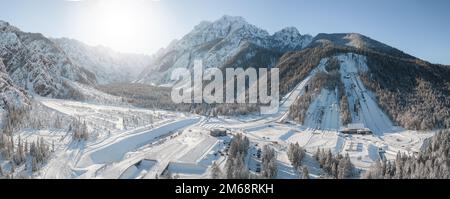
[0,58,30,117]
[136,15,312,84]
[53,38,152,84]
[280,33,450,131]
[131,16,449,131]
[0,20,95,97]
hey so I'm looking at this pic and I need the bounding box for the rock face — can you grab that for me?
[0,58,30,114]
[53,38,152,84]
[0,20,96,97]
[271,27,312,51]
[136,15,312,85]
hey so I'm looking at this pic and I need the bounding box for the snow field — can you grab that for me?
[78,117,201,167]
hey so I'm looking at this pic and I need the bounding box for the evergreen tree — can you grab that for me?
[261,145,277,179]
[302,166,309,179]
[31,157,38,172]
[225,133,250,179]
[288,142,306,171]
[315,148,354,179]
[315,148,320,161]
[364,130,450,179]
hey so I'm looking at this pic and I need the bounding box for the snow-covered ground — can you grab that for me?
[338,53,395,135]
[21,97,199,179]
[3,53,434,179]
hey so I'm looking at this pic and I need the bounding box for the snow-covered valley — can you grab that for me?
[1,53,435,179]
[0,15,448,180]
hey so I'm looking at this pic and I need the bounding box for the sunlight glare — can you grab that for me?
[75,0,163,54]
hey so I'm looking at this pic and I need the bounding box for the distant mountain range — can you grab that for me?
[52,38,152,84]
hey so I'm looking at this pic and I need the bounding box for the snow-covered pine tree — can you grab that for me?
[287,142,306,170]
[225,133,250,179]
[302,166,309,179]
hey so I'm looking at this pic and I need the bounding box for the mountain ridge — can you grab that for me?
[136,15,313,84]
[0,20,95,97]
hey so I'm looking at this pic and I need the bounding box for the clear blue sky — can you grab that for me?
[0,0,449,64]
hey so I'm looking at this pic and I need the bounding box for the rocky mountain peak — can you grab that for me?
[176,15,269,49]
[271,27,312,51]
[274,27,301,36]
[0,20,20,32]
[137,16,313,84]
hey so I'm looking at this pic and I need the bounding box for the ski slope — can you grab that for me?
[304,89,341,130]
[337,53,395,135]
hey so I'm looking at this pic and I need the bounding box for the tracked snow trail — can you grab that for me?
[41,142,84,179]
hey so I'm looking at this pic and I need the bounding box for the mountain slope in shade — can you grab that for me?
[136,15,312,85]
[53,38,152,84]
[0,20,95,97]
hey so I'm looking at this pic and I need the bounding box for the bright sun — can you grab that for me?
[95,1,140,50]
[75,0,163,54]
